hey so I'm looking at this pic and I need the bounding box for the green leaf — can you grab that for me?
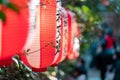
[74,7,82,14]
[6,3,19,13]
[89,16,94,22]
[0,0,2,4]
[66,4,73,10]
[82,5,90,13]
[0,11,6,21]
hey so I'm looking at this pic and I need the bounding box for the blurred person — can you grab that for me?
[72,57,87,80]
[104,31,116,64]
[89,32,101,68]
[108,51,120,80]
[96,29,116,80]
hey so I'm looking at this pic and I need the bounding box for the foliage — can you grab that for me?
[61,0,120,54]
[62,0,102,54]
[0,11,6,21]
[59,0,120,78]
[0,56,50,80]
[0,0,19,21]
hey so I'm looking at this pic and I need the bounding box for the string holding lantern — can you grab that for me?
[0,0,29,67]
[20,0,61,72]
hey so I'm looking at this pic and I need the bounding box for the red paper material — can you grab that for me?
[0,3,29,66]
[20,0,59,72]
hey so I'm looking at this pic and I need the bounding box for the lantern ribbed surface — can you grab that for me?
[20,0,61,72]
[0,0,29,66]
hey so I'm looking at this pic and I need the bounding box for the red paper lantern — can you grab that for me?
[0,2,29,66]
[66,10,72,58]
[67,37,80,60]
[51,7,69,66]
[20,0,61,72]
[66,10,80,60]
[51,1,62,66]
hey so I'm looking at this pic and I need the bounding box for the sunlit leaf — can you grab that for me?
[82,5,91,14]
[89,16,94,22]
[74,7,82,14]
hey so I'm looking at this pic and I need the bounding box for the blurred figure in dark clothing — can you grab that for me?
[72,58,87,80]
[96,30,116,80]
[109,51,120,80]
[96,52,107,80]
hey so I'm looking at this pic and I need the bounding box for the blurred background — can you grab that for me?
[60,0,120,80]
[1,0,120,80]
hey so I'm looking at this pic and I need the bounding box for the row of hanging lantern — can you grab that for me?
[0,0,81,72]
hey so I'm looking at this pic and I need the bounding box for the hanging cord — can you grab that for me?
[21,42,57,55]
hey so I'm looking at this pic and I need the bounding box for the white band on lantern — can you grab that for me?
[26,8,40,68]
[61,8,68,61]
[22,0,40,68]
[24,0,40,48]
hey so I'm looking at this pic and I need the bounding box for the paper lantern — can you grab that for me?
[51,0,62,66]
[65,10,72,58]
[67,37,80,60]
[66,10,80,60]
[51,7,69,66]
[0,2,29,66]
[20,0,61,72]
